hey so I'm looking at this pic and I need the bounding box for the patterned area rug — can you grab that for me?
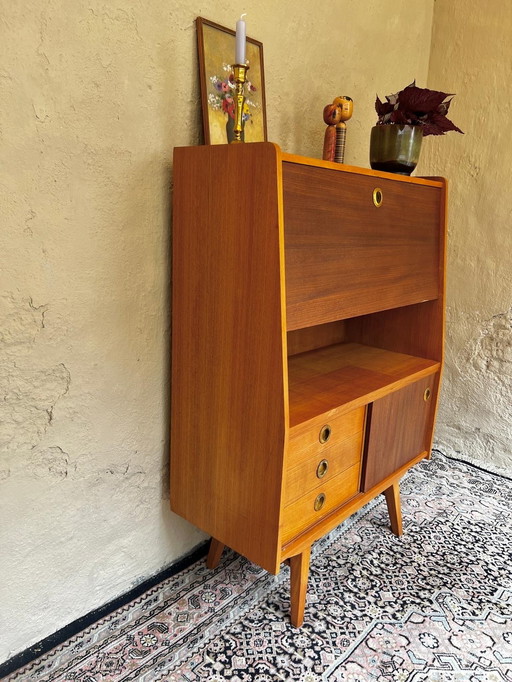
[6,452,512,681]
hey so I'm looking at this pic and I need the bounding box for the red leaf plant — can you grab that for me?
[375,81,463,136]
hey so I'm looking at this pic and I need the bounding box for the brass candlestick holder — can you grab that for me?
[232,63,249,143]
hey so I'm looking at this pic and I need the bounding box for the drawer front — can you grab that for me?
[282,463,360,545]
[285,430,362,504]
[283,162,441,330]
[288,406,365,467]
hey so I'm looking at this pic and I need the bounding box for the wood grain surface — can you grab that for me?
[283,162,442,330]
[362,375,435,491]
[288,342,439,427]
[281,462,361,544]
[287,321,346,356]
[287,405,365,463]
[284,431,363,504]
[170,143,287,573]
[289,547,311,627]
[384,482,403,537]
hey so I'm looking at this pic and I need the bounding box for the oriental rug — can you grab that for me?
[5,452,512,681]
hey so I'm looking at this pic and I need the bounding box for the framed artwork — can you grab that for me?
[196,17,267,145]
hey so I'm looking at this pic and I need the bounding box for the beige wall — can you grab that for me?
[420,0,512,475]
[0,0,436,662]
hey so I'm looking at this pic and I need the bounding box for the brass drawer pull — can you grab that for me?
[316,459,329,478]
[314,493,326,512]
[424,387,432,401]
[373,187,383,207]
[319,424,331,444]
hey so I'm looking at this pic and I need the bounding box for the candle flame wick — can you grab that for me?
[240,13,247,19]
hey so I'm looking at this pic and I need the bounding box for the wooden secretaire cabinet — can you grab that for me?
[170,142,446,626]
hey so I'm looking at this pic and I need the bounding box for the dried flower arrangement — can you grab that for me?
[375,81,463,136]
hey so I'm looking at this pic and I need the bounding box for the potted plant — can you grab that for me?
[370,81,463,175]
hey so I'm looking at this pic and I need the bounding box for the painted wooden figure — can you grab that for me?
[322,96,353,164]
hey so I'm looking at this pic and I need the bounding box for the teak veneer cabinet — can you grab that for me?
[171,142,447,627]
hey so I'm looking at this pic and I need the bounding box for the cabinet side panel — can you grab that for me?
[170,143,286,574]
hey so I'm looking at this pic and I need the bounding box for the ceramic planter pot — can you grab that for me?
[369,124,423,175]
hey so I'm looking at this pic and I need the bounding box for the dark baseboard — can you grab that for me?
[432,448,512,482]
[0,540,209,680]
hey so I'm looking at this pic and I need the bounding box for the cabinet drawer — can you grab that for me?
[288,406,365,467]
[283,162,441,330]
[281,463,360,544]
[285,430,362,504]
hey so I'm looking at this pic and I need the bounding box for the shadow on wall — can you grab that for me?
[438,307,512,471]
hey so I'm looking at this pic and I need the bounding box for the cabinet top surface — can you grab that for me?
[174,142,446,188]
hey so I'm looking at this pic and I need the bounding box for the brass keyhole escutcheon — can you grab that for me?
[314,493,326,512]
[319,425,331,444]
[373,188,383,207]
[316,459,329,479]
[424,387,432,402]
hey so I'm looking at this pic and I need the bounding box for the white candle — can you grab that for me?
[235,14,246,64]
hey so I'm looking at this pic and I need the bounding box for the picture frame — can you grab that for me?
[196,17,267,145]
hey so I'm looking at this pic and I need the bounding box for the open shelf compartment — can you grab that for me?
[288,342,440,428]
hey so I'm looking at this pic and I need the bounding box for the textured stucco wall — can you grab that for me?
[0,0,434,662]
[420,0,512,474]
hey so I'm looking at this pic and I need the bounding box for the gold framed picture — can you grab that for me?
[196,17,267,145]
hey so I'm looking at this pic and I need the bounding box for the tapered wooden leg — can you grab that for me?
[289,546,311,627]
[206,538,225,569]
[384,481,403,537]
